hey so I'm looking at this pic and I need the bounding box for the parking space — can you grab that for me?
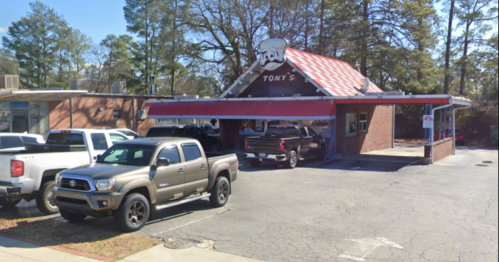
[2,147,497,262]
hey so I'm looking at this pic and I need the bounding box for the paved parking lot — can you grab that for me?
[5,146,498,262]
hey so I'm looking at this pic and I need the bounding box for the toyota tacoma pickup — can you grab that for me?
[245,126,327,168]
[54,137,238,232]
[0,129,129,214]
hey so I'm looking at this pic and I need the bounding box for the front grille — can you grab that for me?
[60,178,91,191]
[56,197,87,205]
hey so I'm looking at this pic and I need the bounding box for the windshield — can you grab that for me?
[265,127,298,138]
[97,144,156,166]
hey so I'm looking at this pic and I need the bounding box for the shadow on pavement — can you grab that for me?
[315,155,425,172]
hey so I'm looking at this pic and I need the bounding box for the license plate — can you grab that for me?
[258,153,267,157]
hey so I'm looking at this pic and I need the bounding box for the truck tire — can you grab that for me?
[60,209,87,222]
[0,197,22,208]
[210,176,230,208]
[36,181,59,215]
[249,159,261,167]
[284,150,298,169]
[115,193,150,232]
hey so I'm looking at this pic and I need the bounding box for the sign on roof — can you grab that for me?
[259,39,288,71]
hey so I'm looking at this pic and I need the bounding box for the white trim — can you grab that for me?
[148,115,337,121]
[146,94,458,103]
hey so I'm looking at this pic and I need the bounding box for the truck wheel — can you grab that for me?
[284,150,298,169]
[115,193,150,232]
[0,197,22,208]
[249,159,261,167]
[60,209,87,222]
[36,181,59,215]
[210,176,230,208]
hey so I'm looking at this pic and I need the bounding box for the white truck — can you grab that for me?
[0,129,129,214]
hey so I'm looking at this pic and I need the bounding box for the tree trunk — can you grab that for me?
[171,0,178,97]
[444,0,455,94]
[459,22,471,95]
[145,3,149,95]
[319,0,325,56]
[360,0,369,77]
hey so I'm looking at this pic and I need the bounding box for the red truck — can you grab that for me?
[434,128,465,146]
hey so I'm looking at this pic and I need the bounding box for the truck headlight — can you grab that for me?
[55,173,63,187]
[94,179,116,191]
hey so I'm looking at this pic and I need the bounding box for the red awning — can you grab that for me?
[148,100,336,120]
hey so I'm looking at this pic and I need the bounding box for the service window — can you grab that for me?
[181,144,202,162]
[110,133,128,145]
[91,133,109,150]
[0,136,24,149]
[158,146,181,165]
[346,113,357,137]
[359,113,368,132]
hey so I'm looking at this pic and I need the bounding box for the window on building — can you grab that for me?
[113,110,121,119]
[346,113,357,137]
[359,113,368,132]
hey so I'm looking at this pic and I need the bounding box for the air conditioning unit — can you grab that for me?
[137,110,147,121]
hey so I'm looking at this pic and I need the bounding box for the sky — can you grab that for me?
[0,0,131,47]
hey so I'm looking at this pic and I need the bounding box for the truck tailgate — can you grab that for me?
[246,137,283,153]
[0,155,14,182]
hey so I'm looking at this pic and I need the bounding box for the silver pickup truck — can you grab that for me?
[0,129,129,214]
[54,137,239,232]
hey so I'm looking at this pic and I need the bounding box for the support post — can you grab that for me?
[452,105,456,155]
[392,104,396,148]
[132,96,137,132]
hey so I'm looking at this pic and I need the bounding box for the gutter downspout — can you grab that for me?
[392,104,396,148]
[70,98,74,129]
[132,96,137,132]
[431,103,453,164]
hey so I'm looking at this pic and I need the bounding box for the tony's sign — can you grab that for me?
[259,38,288,71]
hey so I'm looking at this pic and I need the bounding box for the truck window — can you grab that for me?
[300,128,308,137]
[46,133,84,145]
[158,146,181,165]
[0,136,24,149]
[110,133,128,145]
[181,144,202,162]
[265,127,299,138]
[147,127,182,137]
[91,133,109,150]
[22,136,39,144]
[97,144,156,166]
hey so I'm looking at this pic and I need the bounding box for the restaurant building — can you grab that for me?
[146,39,471,162]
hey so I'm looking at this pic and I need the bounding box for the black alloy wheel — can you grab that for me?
[210,177,231,208]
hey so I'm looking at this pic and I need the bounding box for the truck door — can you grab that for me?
[181,143,209,196]
[154,145,186,201]
[299,127,312,158]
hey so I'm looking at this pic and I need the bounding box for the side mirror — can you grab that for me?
[94,154,102,161]
[156,158,170,167]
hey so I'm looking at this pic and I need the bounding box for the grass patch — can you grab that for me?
[0,212,162,260]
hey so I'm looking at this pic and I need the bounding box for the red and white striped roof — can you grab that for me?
[285,48,383,96]
[221,47,383,98]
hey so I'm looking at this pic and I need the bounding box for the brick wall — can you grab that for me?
[336,104,394,157]
[49,95,157,136]
[424,138,454,162]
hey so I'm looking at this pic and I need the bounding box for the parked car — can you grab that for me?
[108,128,142,140]
[245,126,327,169]
[54,137,239,232]
[0,133,45,153]
[0,129,129,213]
[433,128,465,145]
[146,126,222,152]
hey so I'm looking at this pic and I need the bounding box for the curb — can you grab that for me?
[0,232,116,262]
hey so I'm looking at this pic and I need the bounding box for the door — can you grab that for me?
[12,102,29,133]
[181,143,209,196]
[307,127,321,157]
[299,127,312,158]
[154,145,186,202]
